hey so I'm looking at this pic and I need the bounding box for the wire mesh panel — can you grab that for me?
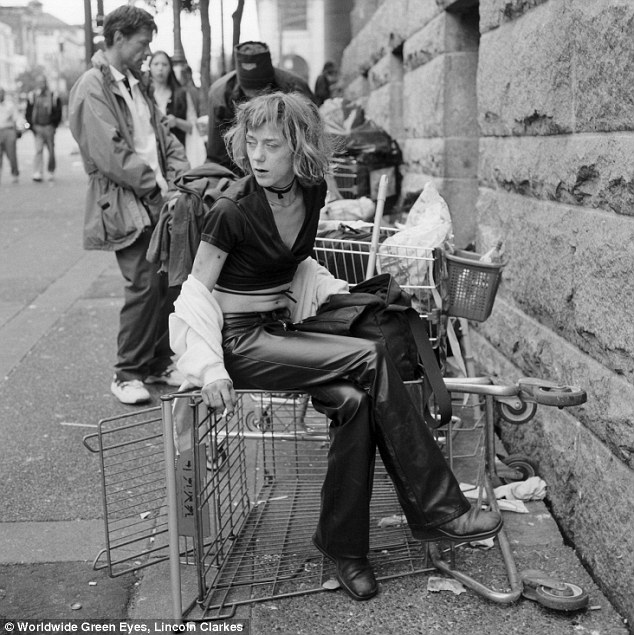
[83,407,170,576]
[164,391,433,621]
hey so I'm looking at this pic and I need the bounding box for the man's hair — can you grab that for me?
[102,5,157,47]
[224,91,332,186]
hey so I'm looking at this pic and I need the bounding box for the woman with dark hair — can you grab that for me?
[149,50,191,146]
[170,91,502,603]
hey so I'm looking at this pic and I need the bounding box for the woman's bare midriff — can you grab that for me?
[213,284,295,314]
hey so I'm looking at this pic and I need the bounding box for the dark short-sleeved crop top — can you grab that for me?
[200,175,327,292]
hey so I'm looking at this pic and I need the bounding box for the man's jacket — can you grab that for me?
[26,89,62,128]
[68,50,189,251]
[206,68,316,170]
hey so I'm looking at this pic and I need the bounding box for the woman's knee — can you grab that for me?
[311,381,370,424]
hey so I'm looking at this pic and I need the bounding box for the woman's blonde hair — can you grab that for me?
[224,91,331,186]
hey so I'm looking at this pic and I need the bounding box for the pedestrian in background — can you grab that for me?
[206,40,316,171]
[314,61,339,107]
[69,5,190,405]
[148,50,190,146]
[148,50,206,168]
[25,75,62,182]
[0,87,21,185]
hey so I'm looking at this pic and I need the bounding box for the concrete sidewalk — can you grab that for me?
[0,128,629,634]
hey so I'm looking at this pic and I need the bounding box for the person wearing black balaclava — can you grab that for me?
[205,41,316,171]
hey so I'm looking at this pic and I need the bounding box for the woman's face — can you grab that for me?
[149,54,171,85]
[246,123,294,189]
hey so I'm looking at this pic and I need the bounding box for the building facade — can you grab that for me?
[340,0,633,623]
[0,1,84,96]
[0,20,21,91]
[254,0,352,89]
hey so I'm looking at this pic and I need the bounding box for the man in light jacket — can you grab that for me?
[69,5,189,405]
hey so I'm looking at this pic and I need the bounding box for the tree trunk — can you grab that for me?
[199,0,211,111]
[230,0,246,71]
[172,0,187,66]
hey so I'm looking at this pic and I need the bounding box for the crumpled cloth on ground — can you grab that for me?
[495,476,547,501]
[459,476,547,514]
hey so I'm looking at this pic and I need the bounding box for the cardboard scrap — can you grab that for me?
[427,576,466,595]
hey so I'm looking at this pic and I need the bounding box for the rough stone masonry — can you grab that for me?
[339,0,634,624]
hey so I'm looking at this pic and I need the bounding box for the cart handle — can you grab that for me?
[365,174,389,280]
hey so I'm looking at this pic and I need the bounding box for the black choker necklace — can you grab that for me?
[265,179,295,199]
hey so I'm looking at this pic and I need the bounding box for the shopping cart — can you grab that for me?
[84,176,588,619]
[159,389,439,620]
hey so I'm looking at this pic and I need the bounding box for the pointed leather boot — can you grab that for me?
[414,505,503,543]
[313,537,378,601]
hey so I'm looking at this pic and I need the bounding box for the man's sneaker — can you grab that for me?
[32,173,42,182]
[46,172,54,182]
[145,366,186,387]
[111,376,151,404]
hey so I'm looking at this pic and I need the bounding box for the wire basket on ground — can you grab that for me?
[445,250,503,322]
[82,407,170,577]
[162,391,433,620]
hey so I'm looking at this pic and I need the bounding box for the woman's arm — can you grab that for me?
[165,88,193,135]
[191,241,228,290]
[190,242,237,413]
[166,113,193,135]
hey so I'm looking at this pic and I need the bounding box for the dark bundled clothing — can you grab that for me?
[147,163,238,287]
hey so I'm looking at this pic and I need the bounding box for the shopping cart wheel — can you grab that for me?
[245,409,272,432]
[499,454,538,483]
[498,400,538,424]
[521,569,589,612]
[518,378,587,408]
[533,385,587,407]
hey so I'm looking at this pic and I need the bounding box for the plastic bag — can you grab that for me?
[401,180,453,234]
[377,181,453,289]
[319,97,365,136]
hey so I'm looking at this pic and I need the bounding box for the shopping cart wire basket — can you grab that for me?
[445,250,504,322]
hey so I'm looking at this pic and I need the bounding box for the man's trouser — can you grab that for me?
[221,312,471,558]
[32,124,56,175]
[114,230,177,381]
[0,127,19,177]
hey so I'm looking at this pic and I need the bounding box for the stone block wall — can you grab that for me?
[341,0,634,623]
[341,0,479,246]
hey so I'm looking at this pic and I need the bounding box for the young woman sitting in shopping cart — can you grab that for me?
[169,91,502,602]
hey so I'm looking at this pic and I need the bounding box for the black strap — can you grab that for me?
[405,308,452,429]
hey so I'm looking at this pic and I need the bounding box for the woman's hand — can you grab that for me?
[166,114,177,128]
[201,378,237,416]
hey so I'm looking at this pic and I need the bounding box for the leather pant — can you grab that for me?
[222,311,470,558]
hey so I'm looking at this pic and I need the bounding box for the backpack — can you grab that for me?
[295,273,451,428]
